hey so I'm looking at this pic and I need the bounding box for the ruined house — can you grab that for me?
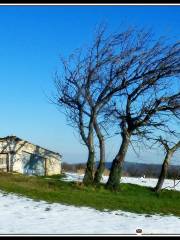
[0,136,62,176]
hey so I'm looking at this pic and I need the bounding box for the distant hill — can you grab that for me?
[62,161,180,178]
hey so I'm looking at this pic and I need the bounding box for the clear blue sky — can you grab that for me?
[0,5,179,165]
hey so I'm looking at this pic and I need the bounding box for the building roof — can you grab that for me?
[0,135,62,158]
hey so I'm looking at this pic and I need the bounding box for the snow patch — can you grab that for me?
[62,172,180,191]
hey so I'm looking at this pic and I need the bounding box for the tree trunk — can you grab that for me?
[93,118,105,185]
[44,158,47,176]
[93,136,105,185]
[9,153,14,172]
[83,147,95,185]
[6,154,10,172]
[154,153,171,192]
[83,125,95,185]
[154,140,180,192]
[106,133,130,191]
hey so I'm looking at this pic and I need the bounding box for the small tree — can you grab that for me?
[154,137,180,192]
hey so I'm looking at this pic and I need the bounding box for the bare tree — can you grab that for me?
[154,137,180,192]
[104,38,180,190]
[54,26,150,185]
[53,56,95,184]
[53,25,180,190]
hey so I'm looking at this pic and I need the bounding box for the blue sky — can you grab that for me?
[0,5,179,165]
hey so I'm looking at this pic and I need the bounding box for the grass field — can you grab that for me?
[0,172,180,217]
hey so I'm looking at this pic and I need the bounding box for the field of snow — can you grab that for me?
[0,173,180,235]
[62,172,180,192]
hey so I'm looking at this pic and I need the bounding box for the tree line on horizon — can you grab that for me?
[52,24,180,192]
[61,161,180,180]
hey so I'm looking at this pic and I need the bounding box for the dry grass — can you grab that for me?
[76,168,85,175]
[103,168,110,176]
[76,168,110,177]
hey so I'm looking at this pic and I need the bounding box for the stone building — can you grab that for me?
[0,136,62,176]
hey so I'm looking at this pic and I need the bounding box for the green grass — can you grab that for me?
[0,172,180,217]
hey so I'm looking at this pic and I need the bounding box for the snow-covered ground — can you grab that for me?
[0,173,180,235]
[62,172,180,191]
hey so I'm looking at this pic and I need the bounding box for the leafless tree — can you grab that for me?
[153,137,180,192]
[53,25,180,190]
[104,38,180,190]
[53,58,95,184]
[171,168,180,189]
[53,25,151,185]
